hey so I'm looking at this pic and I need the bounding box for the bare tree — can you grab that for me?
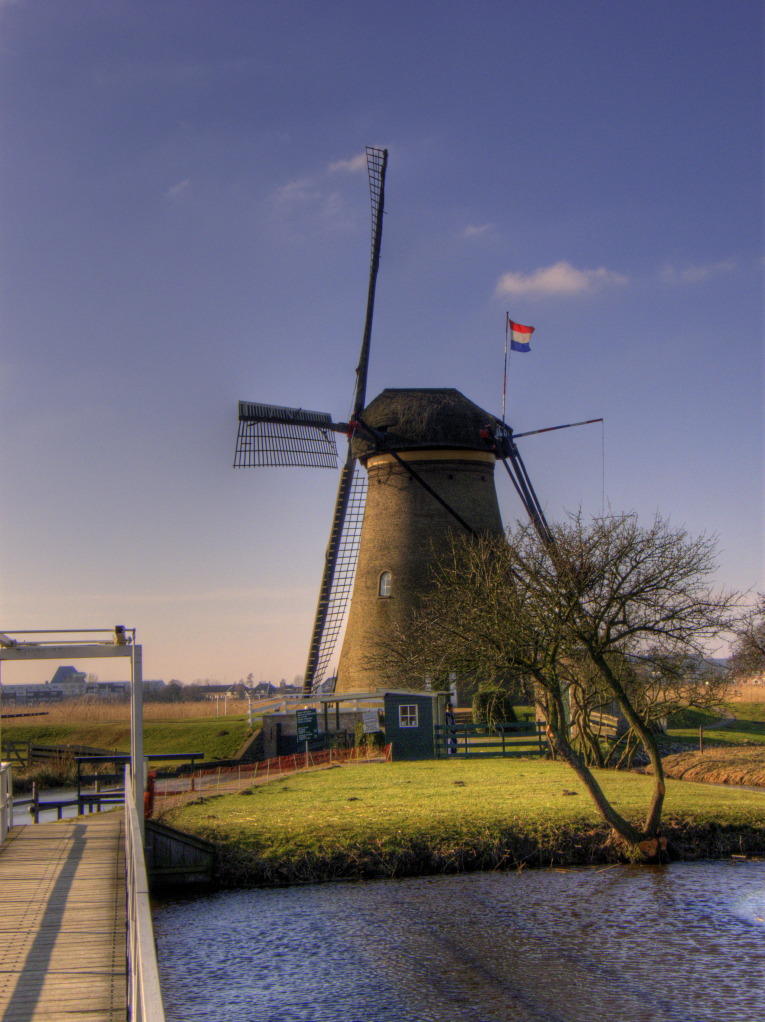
[373,514,738,856]
[729,594,765,680]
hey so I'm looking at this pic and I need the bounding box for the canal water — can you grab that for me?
[154,860,765,1022]
[11,787,81,826]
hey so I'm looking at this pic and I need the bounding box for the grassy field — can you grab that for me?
[163,758,765,886]
[1,700,253,762]
[666,703,765,747]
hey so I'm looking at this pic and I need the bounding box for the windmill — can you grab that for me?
[234,147,601,695]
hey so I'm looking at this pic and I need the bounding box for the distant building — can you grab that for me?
[82,680,165,700]
[0,676,165,706]
[49,666,87,696]
[0,684,64,706]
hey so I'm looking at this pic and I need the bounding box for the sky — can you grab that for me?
[0,0,762,686]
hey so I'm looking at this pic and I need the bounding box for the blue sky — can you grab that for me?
[0,0,761,685]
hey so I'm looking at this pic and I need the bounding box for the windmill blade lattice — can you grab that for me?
[232,147,388,695]
[365,147,387,265]
[308,461,368,690]
[235,401,339,468]
[302,147,388,693]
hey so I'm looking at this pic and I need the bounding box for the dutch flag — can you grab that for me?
[508,317,535,353]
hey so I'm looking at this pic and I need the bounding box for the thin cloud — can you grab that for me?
[320,191,346,219]
[328,152,367,173]
[271,177,319,205]
[463,223,493,239]
[661,259,736,284]
[270,173,352,228]
[495,260,628,298]
[165,178,191,202]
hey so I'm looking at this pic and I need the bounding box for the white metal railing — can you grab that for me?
[0,763,11,845]
[125,767,166,1022]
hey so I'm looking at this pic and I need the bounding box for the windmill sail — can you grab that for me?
[302,147,388,693]
[351,146,388,418]
[231,147,388,695]
[307,462,367,689]
[235,401,339,468]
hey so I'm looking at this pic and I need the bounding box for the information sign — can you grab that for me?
[295,708,318,743]
[362,709,379,734]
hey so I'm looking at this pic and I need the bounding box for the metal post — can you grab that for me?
[130,644,144,840]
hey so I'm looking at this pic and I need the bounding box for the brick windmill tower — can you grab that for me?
[234,148,595,694]
[334,387,505,691]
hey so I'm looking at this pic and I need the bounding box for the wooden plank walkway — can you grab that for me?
[0,812,126,1022]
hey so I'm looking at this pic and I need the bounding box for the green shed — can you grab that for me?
[383,690,446,759]
[314,689,448,760]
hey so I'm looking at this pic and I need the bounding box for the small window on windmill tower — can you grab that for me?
[378,571,393,598]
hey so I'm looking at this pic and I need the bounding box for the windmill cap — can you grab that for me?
[353,388,501,459]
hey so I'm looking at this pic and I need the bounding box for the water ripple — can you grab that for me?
[154,860,765,1022]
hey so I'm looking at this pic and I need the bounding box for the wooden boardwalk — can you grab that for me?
[0,812,126,1022]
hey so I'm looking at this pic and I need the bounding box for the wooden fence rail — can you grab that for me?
[434,721,546,758]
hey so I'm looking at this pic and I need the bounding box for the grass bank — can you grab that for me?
[162,759,765,887]
[661,747,765,787]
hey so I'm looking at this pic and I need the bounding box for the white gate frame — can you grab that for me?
[0,629,165,1017]
[0,627,145,830]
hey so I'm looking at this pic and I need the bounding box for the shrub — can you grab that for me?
[472,687,517,727]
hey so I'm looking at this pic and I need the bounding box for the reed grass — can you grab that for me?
[729,683,765,703]
[1,697,254,725]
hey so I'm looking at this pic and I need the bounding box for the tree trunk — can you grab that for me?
[587,649,666,837]
[549,692,643,846]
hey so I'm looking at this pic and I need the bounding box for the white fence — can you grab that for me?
[125,767,166,1022]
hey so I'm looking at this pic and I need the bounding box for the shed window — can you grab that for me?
[378,571,393,597]
[399,704,419,728]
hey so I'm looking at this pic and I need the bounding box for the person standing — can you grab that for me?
[444,701,457,756]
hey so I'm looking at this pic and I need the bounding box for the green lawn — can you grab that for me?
[725,702,765,721]
[164,758,765,885]
[667,703,765,747]
[170,758,764,837]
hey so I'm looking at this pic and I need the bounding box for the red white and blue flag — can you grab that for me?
[508,317,534,353]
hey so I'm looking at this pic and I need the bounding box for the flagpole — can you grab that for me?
[502,311,510,425]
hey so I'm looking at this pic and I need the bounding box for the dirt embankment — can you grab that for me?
[661,747,765,787]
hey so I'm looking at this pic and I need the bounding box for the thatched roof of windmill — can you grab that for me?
[352,388,501,459]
